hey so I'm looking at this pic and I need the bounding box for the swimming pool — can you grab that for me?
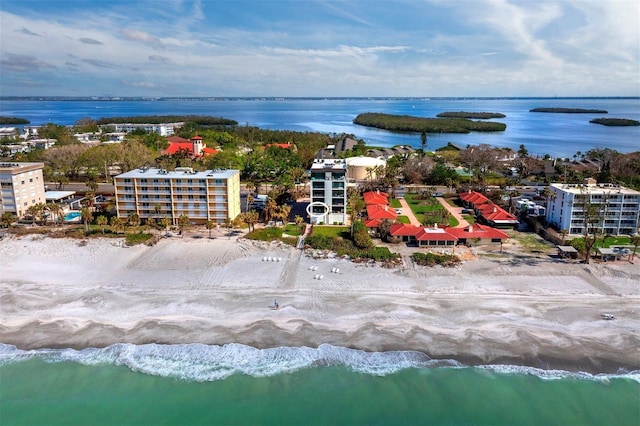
[64,211,82,222]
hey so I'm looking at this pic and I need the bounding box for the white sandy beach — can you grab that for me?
[1,233,639,373]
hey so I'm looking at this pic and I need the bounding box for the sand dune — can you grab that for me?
[1,234,638,373]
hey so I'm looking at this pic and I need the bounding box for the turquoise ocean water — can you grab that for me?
[1,343,638,426]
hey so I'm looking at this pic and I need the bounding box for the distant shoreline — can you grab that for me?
[2,96,639,102]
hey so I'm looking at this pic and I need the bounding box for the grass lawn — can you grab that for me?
[404,193,452,225]
[389,199,402,208]
[311,225,350,239]
[448,216,459,227]
[283,223,303,236]
[396,216,411,224]
[462,215,475,224]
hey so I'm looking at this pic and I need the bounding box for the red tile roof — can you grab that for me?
[389,224,457,241]
[446,223,509,240]
[389,223,509,242]
[363,191,389,205]
[366,204,397,220]
[266,143,293,149]
[458,191,518,225]
[389,223,422,236]
[163,136,218,157]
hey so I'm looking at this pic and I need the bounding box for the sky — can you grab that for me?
[0,0,639,97]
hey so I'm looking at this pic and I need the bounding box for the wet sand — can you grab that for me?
[1,234,639,373]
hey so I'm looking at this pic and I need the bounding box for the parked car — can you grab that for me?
[395,208,403,214]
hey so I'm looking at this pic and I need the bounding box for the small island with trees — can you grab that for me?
[96,115,237,126]
[590,118,640,127]
[436,111,506,119]
[0,116,30,124]
[530,108,608,114]
[353,112,506,133]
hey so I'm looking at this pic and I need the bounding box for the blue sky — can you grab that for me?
[1,0,638,97]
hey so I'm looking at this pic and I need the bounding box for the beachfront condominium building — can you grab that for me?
[545,180,640,236]
[309,159,347,225]
[0,162,46,218]
[113,167,241,225]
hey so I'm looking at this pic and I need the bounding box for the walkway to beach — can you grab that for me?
[435,197,470,228]
[397,198,421,226]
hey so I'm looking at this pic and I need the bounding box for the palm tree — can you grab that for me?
[154,204,162,223]
[263,198,277,223]
[206,220,216,238]
[420,131,427,157]
[160,217,172,232]
[244,210,259,232]
[81,207,93,232]
[1,212,15,229]
[127,212,140,230]
[46,203,64,225]
[96,215,108,234]
[177,214,190,236]
[110,216,125,234]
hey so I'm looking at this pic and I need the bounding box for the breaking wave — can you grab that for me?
[0,343,637,383]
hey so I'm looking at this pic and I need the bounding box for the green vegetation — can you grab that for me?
[412,252,461,267]
[245,227,283,241]
[389,199,402,208]
[436,111,505,119]
[124,232,154,245]
[96,115,237,126]
[0,116,29,124]
[305,233,399,262]
[396,216,411,224]
[309,226,350,239]
[353,113,507,134]
[590,118,640,126]
[403,193,452,226]
[530,108,607,113]
[283,223,303,236]
[569,235,634,250]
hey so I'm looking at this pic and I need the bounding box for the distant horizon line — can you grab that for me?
[2,96,639,101]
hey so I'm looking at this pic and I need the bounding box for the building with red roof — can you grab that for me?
[389,223,508,247]
[363,191,389,205]
[163,135,218,157]
[388,223,457,247]
[458,190,518,228]
[265,142,295,150]
[446,224,509,245]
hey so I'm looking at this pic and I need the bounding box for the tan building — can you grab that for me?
[0,162,46,218]
[113,167,241,225]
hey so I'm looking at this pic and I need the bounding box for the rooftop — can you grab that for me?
[115,167,238,179]
[550,183,640,196]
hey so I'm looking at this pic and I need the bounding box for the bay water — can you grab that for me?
[1,343,638,426]
[1,98,639,158]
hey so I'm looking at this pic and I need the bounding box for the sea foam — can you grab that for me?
[0,343,637,383]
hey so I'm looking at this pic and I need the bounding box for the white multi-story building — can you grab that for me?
[105,122,183,136]
[546,181,640,236]
[113,167,241,225]
[0,162,46,218]
[309,159,347,225]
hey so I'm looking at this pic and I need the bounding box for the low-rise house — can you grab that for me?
[163,135,218,157]
[446,224,509,245]
[459,190,519,228]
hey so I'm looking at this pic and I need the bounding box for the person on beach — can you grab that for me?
[274,299,279,310]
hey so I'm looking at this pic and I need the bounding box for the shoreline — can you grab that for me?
[1,234,639,374]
